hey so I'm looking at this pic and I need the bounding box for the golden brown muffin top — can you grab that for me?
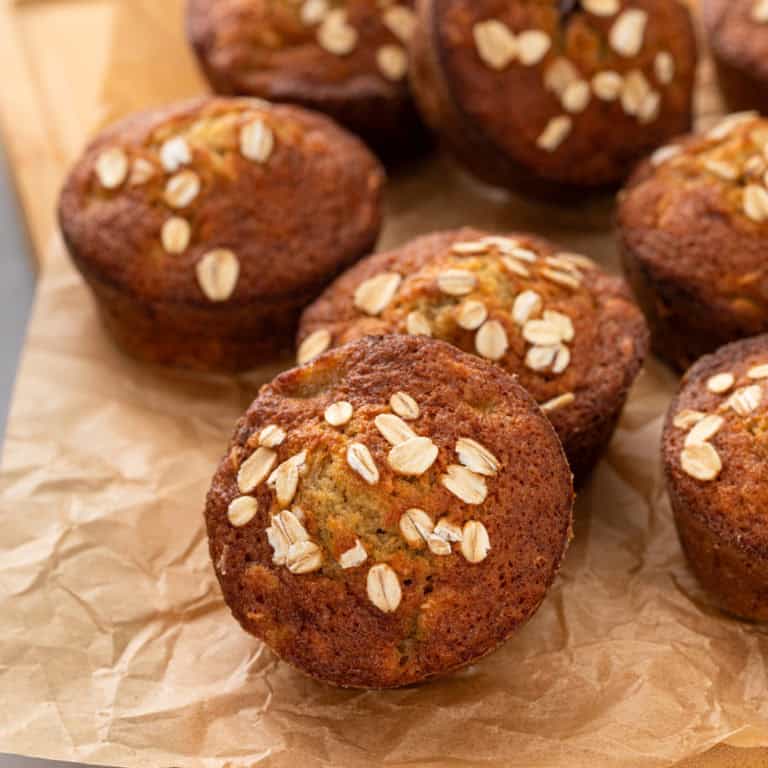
[702,0,768,81]
[187,0,417,94]
[205,335,574,688]
[297,228,648,458]
[58,97,383,305]
[619,112,768,329]
[419,0,696,186]
[663,334,768,556]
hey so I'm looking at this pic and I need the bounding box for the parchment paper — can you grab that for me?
[1,1,767,766]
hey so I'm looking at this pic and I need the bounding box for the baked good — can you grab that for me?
[662,334,768,621]
[408,0,697,199]
[205,334,574,688]
[702,0,768,114]
[297,228,649,483]
[186,0,430,162]
[58,97,384,372]
[619,112,768,373]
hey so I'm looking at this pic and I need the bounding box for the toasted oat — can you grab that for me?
[383,5,417,42]
[638,91,661,124]
[552,344,571,374]
[375,413,417,446]
[451,239,489,255]
[685,414,724,447]
[703,159,739,181]
[339,539,368,569]
[562,80,591,114]
[673,409,706,429]
[610,9,648,58]
[297,329,332,365]
[238,446,278,493]
[354,272,402,315]
[259,425,286,448]
[537,116,572,152]
[267,509,309,565]
[441,465,487,505]
[743,184,768,222]
[506,246,538,262]
[473,19,518,70]
[388,437,439,476]
[654,51,675,85]
[268,451,306,507]
[592,71,623,101]
[748,363,768,379]
[95,148,128,189]
[475,320,509,361]
[555,252,595,271]
[727,385,762,416]
[427,534,452,556]
[227,496,259,528]
[390,391,420,420]
[429,519,463,555]
[160,137,191,172]
[744,154,768,179]
[512,290,543,325]
[196,249,240,302]
[622,70,652,116]
[129,158,155,186]
[542,268,581,289]
[399,508,434,548]
[707,372,735,394]
[544,310,575,342]
[325,401,353,427]
[300,0,328,26]
[523,318,563,346]
[752,0,768,23]
[164,170,201,208]
[240,119,275,163]
[526,345,557,372]
[583,0,619,15]
[457,300,488,331]
[347,443,380,485]
[680,443,722,482]
[406,310,432,337]
[517,30,551,66]
[377,45,408,81]
[501,257,530,278]
[461,520,491,563]
[545,57,580,96]
[541,392,576,412]
[366,563,402,612]
[286,541,323,574]
[438,269,477,296]
[651,144,682,166]
[161,217,191,254]
[708,112,758,141]
[456,438,500,476]
[317,9,358,55]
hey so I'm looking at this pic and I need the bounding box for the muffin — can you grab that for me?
[702,0,768,115]
[619,112,768,373]
[663,335,768,621]
[186,0,430,161]
[58,97,384,372]
[205,334,574,688]
[297,229,649,483]
[408,0,697,199]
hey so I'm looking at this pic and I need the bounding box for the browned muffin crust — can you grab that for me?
[205,335,574,688]
[702,0,768,114]
[186,0,431,161]
[619,112,768,373]
[297,228,649,483]
[662,335,768,621]
[408,0,697,199]
[58,97,384,371]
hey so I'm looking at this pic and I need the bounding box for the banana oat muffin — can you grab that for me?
[297,229,649,483]
[58,97,383,371]
[205,335,574,688]
[408,0,697,198]
[663,335,768,621]
[702,0,768,114]
[619,112,768,373]
[186,0,430,161]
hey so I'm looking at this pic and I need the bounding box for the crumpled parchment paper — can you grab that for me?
[0,0,766,766]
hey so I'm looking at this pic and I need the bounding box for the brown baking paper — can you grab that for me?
[1,1,768,766]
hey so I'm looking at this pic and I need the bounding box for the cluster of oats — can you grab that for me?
[226,389,497,614]
[93,105,277,303]
[297,0,416,82]
[301,234,588,414]
[472,1,675,153]
[651,112,768,224]
[673,361,768,482]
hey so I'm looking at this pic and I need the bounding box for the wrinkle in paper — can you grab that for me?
[0,0,767,766]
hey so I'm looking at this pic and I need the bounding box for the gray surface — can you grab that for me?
[0,149,95,767]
